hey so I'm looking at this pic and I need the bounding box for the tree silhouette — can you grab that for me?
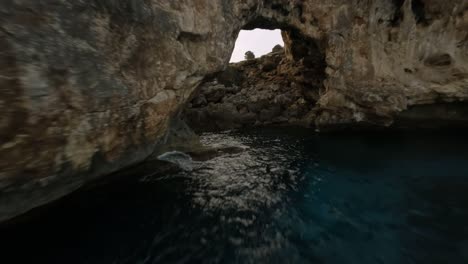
[244,51,255,60]
[272,44,283,53]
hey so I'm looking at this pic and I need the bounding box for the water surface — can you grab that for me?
[2,128,468,264]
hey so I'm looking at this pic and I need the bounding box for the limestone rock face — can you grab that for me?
[251,0,468,129]
[1,0,467,221]
[0,0,257,222]
[185,48,324,131]
[311,0,468,129]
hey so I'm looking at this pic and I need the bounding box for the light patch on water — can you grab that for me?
[157,151,194,171]
[3,128,468,264]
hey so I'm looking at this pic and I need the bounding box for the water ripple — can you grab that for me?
[2,128,468,264]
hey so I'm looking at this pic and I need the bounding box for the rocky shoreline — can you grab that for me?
[185,43,468,132]
[184,46,323,131]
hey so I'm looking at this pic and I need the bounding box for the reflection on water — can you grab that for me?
[1,128,468,264]
[157,151,194,171]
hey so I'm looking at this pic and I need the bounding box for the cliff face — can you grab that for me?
[246,0,468,129]
[313,0,468,129]
[0,0,467,222]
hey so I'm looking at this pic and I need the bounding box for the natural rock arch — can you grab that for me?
[0,0,467,222]
[184,15,328,131]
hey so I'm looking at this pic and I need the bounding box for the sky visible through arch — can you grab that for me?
[230,29,284,63]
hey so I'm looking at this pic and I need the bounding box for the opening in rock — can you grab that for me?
[185,25,327,132]
[184,23,326,132]
[230,29,284,63]
[184,17,326,132]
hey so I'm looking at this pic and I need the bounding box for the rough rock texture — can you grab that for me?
[313,0,468,130]
[0,0,252,222]
[185,47,324,131]
[1,0,467,221]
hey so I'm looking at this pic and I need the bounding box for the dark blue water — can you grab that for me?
[2,128,468,264]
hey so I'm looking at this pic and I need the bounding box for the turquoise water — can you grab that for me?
[2,128,468,264]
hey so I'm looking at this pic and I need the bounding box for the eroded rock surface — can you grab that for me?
[0,0,255,222]
[1,0,467,221]
[185,47,324,131]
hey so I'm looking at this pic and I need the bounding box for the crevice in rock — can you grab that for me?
[391,0,405,27]
[424,53,453,67]
[177,31,207,42]
[271,4,290,17]
[411,0,428,25]
[243,16,290,30]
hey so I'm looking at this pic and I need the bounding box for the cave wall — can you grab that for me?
[0,0,257,222]
[0,0,467,221]
[256,0,468,128]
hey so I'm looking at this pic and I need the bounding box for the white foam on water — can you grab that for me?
[157,151,193,171]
